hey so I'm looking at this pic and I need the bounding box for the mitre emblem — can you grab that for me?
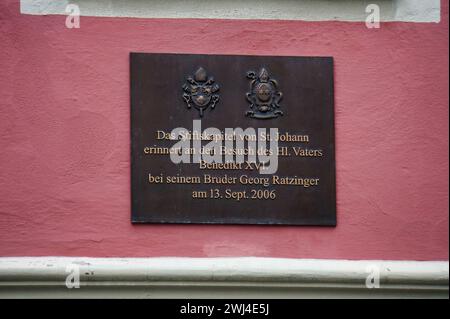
[245,68,284,119]
[182,67,220,117]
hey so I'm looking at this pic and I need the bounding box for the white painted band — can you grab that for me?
[0,257,448,298]
[20,0,441,23]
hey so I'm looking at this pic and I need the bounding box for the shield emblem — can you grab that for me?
[192,89,212,108]
[182,67,220,117]
[245,68,284,119]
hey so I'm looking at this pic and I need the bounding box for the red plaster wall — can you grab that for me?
[0,0,448,260]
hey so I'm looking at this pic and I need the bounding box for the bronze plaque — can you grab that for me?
[131,53,336,225]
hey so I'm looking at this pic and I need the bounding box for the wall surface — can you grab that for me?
[0,0,448,260]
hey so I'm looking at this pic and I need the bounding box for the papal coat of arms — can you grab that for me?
[245,68,284,119]
[182,67,220,117]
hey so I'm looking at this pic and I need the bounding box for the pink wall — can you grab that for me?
[0,0,448,260]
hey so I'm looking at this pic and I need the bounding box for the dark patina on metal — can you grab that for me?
[246,68,283,119]
[182,67,220,117]
[130,53,336,226]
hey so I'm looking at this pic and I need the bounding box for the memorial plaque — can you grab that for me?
[131,53,336,225]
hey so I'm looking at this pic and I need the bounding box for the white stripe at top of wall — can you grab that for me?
[20,0,441,23]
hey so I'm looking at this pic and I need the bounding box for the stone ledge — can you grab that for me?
[0,257,448,298]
